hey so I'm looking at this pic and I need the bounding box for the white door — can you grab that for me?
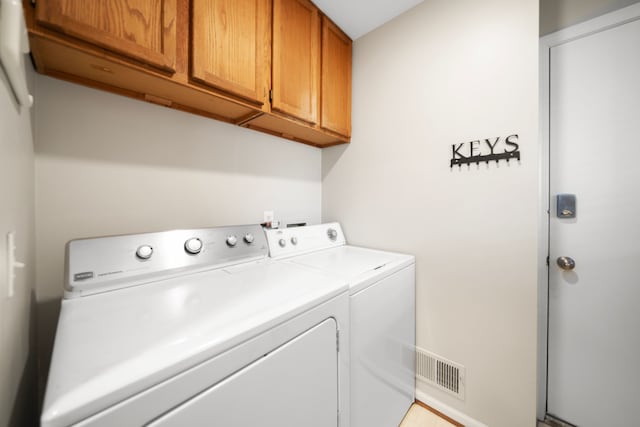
[149,318,338,427]
[547,16,640,427]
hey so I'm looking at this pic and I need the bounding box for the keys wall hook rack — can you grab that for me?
[450,134,521,168]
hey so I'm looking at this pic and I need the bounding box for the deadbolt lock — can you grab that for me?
[556,194,577,218]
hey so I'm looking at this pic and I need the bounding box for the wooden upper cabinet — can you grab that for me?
[191,0,271,106]
[272,0,320,124]
[321,17,352,138]
[35,0,177,73]
[28,0,350,146]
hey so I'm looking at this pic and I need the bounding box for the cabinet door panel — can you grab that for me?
[272,0,320,124]
[321,17,351,138]
[191,0,270,106]
[36,0,177,73]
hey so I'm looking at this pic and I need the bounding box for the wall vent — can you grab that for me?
[416,347,465,400]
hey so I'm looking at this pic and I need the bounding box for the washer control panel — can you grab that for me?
[265,223,346,258]
[66,224,268,298]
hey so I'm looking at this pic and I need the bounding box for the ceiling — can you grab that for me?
[313,0,425,40]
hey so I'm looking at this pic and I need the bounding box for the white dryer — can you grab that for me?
[265,223,415,427]
[41,224,350,427]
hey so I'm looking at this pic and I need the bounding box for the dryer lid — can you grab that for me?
[292,245,402,277]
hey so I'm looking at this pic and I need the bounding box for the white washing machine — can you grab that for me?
[265,223,415,427]
[41,224,350,427]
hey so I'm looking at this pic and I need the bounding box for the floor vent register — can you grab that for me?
[416,347,465,400]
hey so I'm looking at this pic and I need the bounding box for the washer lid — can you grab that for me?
[41,260,346,427]
[291,246,414,294]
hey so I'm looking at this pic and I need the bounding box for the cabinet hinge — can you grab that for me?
[269,89,273,102]
[546,255,550,266]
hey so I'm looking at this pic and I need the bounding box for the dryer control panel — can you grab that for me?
[265,223,346,259]
[65,225,268,298]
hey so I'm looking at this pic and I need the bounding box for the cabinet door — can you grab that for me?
[321,17,352,138]
[272,0,320,124]
[35,0,177,73]
[191,0,271,106]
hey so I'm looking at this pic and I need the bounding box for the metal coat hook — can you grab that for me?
[451,150,520,167]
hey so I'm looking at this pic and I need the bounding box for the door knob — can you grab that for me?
[556,256,576,271]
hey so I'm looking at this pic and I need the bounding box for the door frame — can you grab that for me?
[537,2,640,420]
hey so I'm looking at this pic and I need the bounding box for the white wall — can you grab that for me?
[0,66,36,425]
[322,1,539,426]
[540,0,640,35]
[34,76,322,395]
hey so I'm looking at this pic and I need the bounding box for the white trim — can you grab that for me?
[536,25,551,422]
[540,2,640,48]
[415,389,488,427]
[537,1,640,421]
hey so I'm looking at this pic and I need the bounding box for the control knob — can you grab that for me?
[136,245,153,260]
[291,236,298,245]
[243,233,255,244]
[184,238,203,254]
[226,235,238,247]
[279,238,286,248]
[327,228,338,241]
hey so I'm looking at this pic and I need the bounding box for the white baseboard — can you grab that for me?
[415,388,489,427]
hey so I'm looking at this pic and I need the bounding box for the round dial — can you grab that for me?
[278,238,287,248]
[226,235,238,247]
[136,245,153,260]
[243,233,255,244]
[184,238,203,254]
[327,228,338,241]
[290,236,298,245]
